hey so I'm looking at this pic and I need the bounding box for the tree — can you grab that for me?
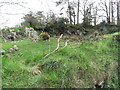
[21,11,39,27]
[35,11,46,25]
[54,18,68,34]
[99,0,110,23]
[79,0,94,26]
[56,0,76,24]
[109,0,117,24]
[93,6,98,25]
[46,10,57,24]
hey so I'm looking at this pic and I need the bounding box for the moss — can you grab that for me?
[39,32,50,41]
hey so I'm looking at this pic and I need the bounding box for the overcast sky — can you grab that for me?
[0,0,116,28]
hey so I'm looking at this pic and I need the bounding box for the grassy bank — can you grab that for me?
[1,33,119,88]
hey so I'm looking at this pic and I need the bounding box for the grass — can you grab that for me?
[1,33,119,88]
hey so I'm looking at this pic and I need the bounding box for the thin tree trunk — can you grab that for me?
[109,0,111,23]
[77,0,80,24]
[73,10,76,25]
[94,7,97,26]
[73,14,76,25]
[68,1,72,24]
[111,1,114,24]
[117,0,120,25]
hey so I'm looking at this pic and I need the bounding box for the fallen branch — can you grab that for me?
[59,40,69,50]
[43,34,63,58]
[71,44,81,48]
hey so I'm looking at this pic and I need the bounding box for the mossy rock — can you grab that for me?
[39,32,50,41]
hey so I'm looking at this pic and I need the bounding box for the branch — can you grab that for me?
[62,40,69,48]
[43,34,63,59]
[59,40,69,50]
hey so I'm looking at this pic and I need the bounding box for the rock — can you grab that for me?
[13,45,19,51]
[9,48,15,53]
[0,50,5,55]
[113,34,120,41]
[5,54,12,58]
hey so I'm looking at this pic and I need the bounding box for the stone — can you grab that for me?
[0,50,5,55]
[9,48,15,53]
[13,45,18,51]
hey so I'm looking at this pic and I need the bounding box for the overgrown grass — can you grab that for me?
[1,33,119,88]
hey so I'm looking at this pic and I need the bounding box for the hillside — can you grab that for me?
[1,32,119,88]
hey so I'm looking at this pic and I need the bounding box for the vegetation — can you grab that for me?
[0,0,120,89]
[39,32,50,41]
[1,32,119,88]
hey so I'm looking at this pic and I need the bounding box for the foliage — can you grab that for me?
[39,32,50,41]
[21,12,39,27]
[35,11,46,25]
[108,26,119,33]
[44,18,68,34]
[53,18,68,34]
[82,20,93,29]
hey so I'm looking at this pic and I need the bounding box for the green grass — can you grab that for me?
[1,33,119,88]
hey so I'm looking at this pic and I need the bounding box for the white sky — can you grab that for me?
[0,0,117,28]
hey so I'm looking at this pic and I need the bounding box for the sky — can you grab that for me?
[0,0,59,28]
[0,0,117,28]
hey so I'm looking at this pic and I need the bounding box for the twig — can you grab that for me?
[43,34,63,59]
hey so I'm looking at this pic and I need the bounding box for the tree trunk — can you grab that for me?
[77,0,80,24]
[94,7,97,26]
[68,1,72,24]
[109,0,111,23]
[117,0,120,25]
[111,1,114,24]
[73,12,76,25]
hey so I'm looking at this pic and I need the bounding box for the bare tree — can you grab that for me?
[79,0,94,25]
[93,6,98,25]
[99,0,115,24]
[109,0,116,24]
[56,0,77,24]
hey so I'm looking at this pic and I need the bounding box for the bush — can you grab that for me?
[108,27,119,33]
[39,32,50,41]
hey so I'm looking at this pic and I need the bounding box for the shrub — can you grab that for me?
[108,27,119,33]
[39,32,50,41]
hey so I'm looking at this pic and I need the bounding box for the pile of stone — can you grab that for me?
[0,27,39,41]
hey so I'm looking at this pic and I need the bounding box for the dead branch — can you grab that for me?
[43,34,63,59]
[71,44,80,48]
[59,40,69,50]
